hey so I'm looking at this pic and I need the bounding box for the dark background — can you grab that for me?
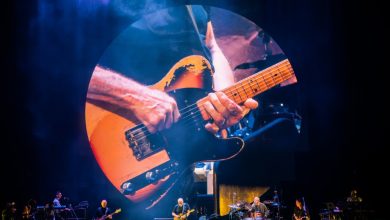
[1,0,387,219]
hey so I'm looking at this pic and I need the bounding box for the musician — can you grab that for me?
[346,189,362,203]
[22,204,32,220]
[87,5,258,136]
[52,191,71,220]
[53,191,63,208]
[172,198,190,219]
[1,202,17,220]
[250,197,269,218]
[345,189,364,219]
[22,199,37,220]
[53,191,71,208]
[293,198,309,220]
[95,200,112,220]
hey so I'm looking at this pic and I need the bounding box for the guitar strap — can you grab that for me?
[185,5,202,42]
[185,5,213,69]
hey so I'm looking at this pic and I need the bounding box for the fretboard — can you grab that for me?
[221,59,295,103]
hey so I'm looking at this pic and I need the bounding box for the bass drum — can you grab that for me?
[229,211,247,220]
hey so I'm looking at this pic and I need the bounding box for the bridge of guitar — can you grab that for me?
[125,125,167,161]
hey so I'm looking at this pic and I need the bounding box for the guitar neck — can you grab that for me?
[101,209,120,220]
[212,59,295,104]
[109,211,119,216]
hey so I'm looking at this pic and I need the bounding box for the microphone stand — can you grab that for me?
[273,189,281,220]
[302,197,308,219]
[63,199,79,220]
[69,204,79,220]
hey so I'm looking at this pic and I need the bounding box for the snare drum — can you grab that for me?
[250,211,263,218]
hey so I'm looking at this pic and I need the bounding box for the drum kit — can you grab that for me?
[319,209,343,220]
[228,200,284,220]
[228,201,251,219]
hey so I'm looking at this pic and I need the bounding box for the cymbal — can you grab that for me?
[319,211,331,215]
[228,204,240,209]
[263,200,281,206]
[263,200,274,204]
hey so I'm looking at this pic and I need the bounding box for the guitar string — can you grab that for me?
[127,64,293,141]
[128,62,293,138]
[127,61,292,135]
[128,64,293,142]
[128,64,294,142]
[129,68,294,144]
[131,60,292,134]
[130,79,295,144]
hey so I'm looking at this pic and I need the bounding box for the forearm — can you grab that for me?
[87,66,149,110]
[87,65,180,132]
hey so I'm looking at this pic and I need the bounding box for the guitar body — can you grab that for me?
[174,216,188,220]
[86,55,244,203]
[174,215,188,220]
[173,209,195,220]
[86,54,295,205]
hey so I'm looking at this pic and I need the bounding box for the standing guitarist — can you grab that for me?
[293,198,310,220]
[172,198,191,220]
[95,200,112,220]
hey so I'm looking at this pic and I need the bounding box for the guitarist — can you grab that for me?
[95,200,113,220]
[172,198,191,220]
[293,198,310,220]
[87,5,258,136]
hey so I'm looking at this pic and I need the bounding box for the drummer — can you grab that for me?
[250,197,269,218]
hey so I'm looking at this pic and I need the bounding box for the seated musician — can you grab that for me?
[250,197,269,218]
[52,191,70,219]
[172,198,190,220]
[53,191,63,208]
